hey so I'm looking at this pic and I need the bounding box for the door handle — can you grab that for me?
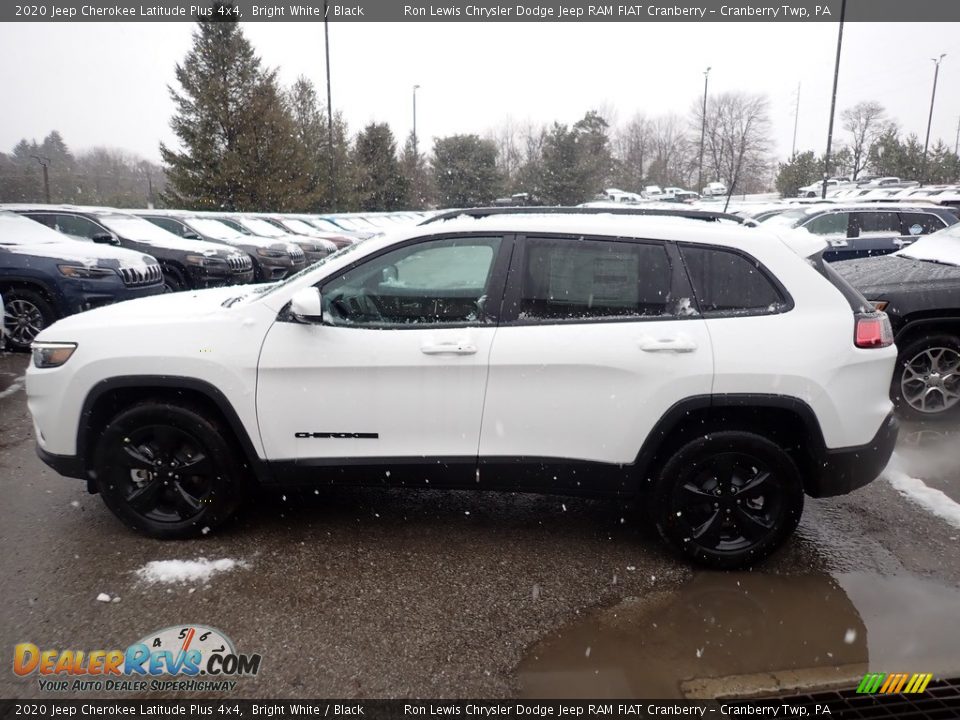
[639,335,698,353]
[893,237,913,248]
[420,342,478,355]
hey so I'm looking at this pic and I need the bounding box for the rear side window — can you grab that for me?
[853,211,900,237]
[680,246,787,316]
[518,237,673,321]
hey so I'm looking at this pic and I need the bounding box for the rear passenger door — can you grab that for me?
[478,235,713,482]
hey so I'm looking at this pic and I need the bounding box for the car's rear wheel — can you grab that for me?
[650,432,804,569]
[162,267,185,293]
[93,402,247,538]
[893,334,960,422]
[3,288,56,351]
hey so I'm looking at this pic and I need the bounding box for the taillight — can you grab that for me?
[855,313,894,348]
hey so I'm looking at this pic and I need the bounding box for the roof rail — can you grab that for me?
[420,205,750,225]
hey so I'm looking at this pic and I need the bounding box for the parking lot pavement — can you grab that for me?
[1,349,959,699]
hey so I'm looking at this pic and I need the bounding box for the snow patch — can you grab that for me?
[884,466,960,530]
[135,558,246,585]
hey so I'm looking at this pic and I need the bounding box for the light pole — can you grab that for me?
[821,0,846,199]
[31,155,50,204]
[697,66,710,194]
[921,53,946,187]
[412,84,421,158]
[323,0,335,209]
[791,81,801,158]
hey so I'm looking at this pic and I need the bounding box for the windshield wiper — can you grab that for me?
[899,255,959,267]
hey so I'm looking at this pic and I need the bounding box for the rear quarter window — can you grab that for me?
[679,245,789,316]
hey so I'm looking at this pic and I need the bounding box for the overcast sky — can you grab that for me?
[1,21,958,166]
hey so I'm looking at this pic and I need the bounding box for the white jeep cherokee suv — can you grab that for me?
[26,208,899,568]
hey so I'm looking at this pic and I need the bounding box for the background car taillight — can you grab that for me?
[855,312,895,348]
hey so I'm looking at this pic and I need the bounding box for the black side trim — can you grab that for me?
[35,445,85,481]
[77,376,271,484]
[270,457,476,488]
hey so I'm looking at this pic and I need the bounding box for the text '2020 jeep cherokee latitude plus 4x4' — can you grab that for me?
[25,210,899,568]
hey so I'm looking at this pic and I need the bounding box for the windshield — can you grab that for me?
[280,218,319,235]
[96,214,182,242]
[760,208,811,228]
[238,217,286,237]
[0,210,63,244]
[185,217,246,241]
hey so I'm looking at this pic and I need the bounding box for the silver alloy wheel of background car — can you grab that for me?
[900,346,960,414]
[4,298,45,347]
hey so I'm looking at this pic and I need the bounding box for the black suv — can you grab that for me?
[833,225,960,421]
[761,204,958,261]
[7,206,254,292]
[136,211,306,283]
[0,210,163,350]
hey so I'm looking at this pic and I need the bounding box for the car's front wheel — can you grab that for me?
[893,334,960,422]
[650,431,804,569]
[93,401,247,538]
[3,288,56,351]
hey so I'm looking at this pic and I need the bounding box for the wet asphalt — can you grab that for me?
[1,351,959,700]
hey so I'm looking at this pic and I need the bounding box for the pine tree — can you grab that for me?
[353,123,406,211]
[431,134,500,208]
[160,11,307,210]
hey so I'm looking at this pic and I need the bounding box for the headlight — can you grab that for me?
[185,254,226,267]
[57,265,114,279]
[257,248,286,258]
[32,342,77,369]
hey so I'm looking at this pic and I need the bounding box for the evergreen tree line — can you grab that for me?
[0,130,167,207]
[775,101,960,197]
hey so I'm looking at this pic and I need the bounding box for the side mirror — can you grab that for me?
[182,231,202,241]
[289,287,324,324]
[381,265,398,283]
[92,232,119,246]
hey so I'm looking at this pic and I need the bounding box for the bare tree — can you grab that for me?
[613,113,652,192]
[695,92,772,206]
[841,101,887,180]
[647,114,689,188]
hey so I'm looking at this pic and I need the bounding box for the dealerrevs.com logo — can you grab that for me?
[13,625,262,693]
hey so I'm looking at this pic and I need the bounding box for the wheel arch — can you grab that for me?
[894,315,960,348]
[79,376,270,490]
[0,276,63,312]
[634,394,828,496]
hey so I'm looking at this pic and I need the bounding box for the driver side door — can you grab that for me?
[256,233,511,485]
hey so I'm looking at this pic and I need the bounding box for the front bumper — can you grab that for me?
[61,277,164,315]
[36,444,85,481]
[807,412,899,498]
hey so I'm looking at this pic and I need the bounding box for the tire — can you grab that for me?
[3,288,57,352]
[93,401,248,539]
[162,267,185,293]
[892,334,960,422]
[649,431,804,569]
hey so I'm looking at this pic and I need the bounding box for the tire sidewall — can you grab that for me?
[892,334,960,423]
[94,403,245,539]
[651,431,804,569]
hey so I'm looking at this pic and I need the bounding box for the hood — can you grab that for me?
[93,214,242,256]
[35,286,245,341]
[832,254,960,296]
[0,238,157,271]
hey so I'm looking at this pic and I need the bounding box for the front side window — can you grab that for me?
[803,212,850,238]
[680,245,787,316]
[321,236,502,327]
[54,214,105,240]
[518,237,674,321]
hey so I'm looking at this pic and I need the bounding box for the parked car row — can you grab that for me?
[1,204,433,350]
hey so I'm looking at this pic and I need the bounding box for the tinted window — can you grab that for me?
[900,212,945,236]
[147,217,185,235]
[680,246,786,315]
[54,214,105,240]
[803,212,850,237]
[519,237,673,321]
[321,236,501,327]
[854,211,900,237]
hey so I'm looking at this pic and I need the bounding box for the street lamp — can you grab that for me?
[412,84,421,158]
[697,67,710,194]
[323,0,335,209]
[31,155,51,204]
[921,53,946,187]
[821,0,846,199]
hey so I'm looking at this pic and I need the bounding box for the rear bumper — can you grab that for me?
[807,412,899,498]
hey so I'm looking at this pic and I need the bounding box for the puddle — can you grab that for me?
[517,571,960,698]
